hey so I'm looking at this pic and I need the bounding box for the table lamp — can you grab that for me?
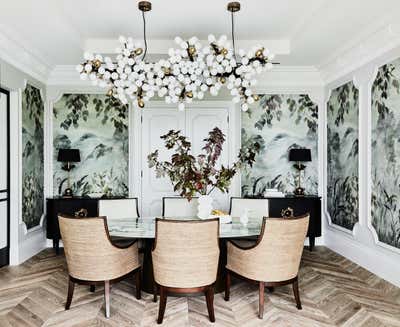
[288,148,311,196]
[57,149,80,197]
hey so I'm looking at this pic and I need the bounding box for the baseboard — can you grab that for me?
[18,231,47,264]
[324,229,400,288]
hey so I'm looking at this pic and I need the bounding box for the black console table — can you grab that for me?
[269,195,321,251]
[46,197,99,254]
[243,195,321,251]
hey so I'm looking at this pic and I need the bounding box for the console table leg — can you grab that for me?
[309,236,315,252]
[53,239,60,255]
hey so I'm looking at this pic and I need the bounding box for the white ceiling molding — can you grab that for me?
[0,29,52,84]
[319,21,400,84]
[84,38,291,56]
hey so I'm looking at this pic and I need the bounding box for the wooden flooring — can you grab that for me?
[0,247,399,326]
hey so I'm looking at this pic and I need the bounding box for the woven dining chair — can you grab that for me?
[99,198,141,247]
[152,218,220,324]
[58,215,142,318]
[162,197,198,217]
[225,214,309,319]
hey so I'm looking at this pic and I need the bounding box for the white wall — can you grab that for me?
[323,45,400,288]
[0,59,47,265]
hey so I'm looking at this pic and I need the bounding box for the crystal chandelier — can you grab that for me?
[77,1,275,111]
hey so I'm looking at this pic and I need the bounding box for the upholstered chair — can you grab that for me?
[152,218,220,324]
[225,214,309,319]
[98,198,140,219]
[58,215,141,318]
[99,198,140,247]
[162,197,198,218]
[229,197,269,219]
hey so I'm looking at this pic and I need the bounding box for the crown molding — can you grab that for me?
[0,29,52,84]
[319,20,400,84]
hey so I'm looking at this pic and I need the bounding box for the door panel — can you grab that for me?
[0,93,7,191]
[186,108,230,212]
[0,89,9,267]
[0,201,7,249]
[141,109,185,217]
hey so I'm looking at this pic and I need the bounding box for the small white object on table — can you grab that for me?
[208,214,232,224]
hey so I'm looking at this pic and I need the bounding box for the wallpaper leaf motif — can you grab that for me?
[22,84,44,229]
[53,94,129,197]
[371,58,400,248]
[327,81,359,230]
[241,94,318,197]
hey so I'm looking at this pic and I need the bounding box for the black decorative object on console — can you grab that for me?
[57,149,80,197]
[289,148,311,196]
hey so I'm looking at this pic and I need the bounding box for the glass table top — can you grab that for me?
[107,217,263,239]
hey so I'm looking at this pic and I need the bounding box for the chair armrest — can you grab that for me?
[227,239,258,251]
[111,239,139,249]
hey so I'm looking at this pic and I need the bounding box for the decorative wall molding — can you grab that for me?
[367,58,400,255]
[324,78,359,235]
[20,81,46,234]
[324,42,400,286]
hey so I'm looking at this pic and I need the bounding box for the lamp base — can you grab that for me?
[63,188,73,198]
[294,187,305,197]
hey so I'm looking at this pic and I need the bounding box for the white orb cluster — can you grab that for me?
[77,34,274,111]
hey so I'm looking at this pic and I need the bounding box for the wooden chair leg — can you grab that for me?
[258,282,265,319]
[293,278,302,310]
[224,270,230,301]
[153,283,158,303]
[104,280,110,318]
[135,270,141,300]
[205,286,215,323]
[65,277,75,310]
[90,285,95,292]
[157,286,167,324]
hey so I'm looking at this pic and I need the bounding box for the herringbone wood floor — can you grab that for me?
[0,247,399,326]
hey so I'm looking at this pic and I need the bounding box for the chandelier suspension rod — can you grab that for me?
[231,11,236,60]
[138,1,152,60]
[227,2,240,61]
[142,10,148,60]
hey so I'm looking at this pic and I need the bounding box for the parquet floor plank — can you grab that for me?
[0,247,399,326]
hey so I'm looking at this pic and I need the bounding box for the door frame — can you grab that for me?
[0,87,10,266]
[131,100,240,216]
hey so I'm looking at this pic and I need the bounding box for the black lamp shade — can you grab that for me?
[288,148,311,162]
[57,149,80,162]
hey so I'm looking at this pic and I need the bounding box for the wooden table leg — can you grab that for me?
[214,239,227,293]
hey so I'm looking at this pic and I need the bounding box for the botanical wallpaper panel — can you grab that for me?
[22,84,44,229]
[241,94,318,196]
[371,58,400,248]
[53,94,129,197]
[327,82,359,230]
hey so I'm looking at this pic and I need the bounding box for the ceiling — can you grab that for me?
[0,0,399,70]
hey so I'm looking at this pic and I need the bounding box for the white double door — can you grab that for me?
[141,106,230,217]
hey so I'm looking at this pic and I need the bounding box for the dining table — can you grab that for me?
[107,216,263,294]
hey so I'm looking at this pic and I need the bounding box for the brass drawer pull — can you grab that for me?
[75,208,88,218]
[281,207,294,218]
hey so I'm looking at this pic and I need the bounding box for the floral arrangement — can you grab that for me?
[148,127,261,200]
